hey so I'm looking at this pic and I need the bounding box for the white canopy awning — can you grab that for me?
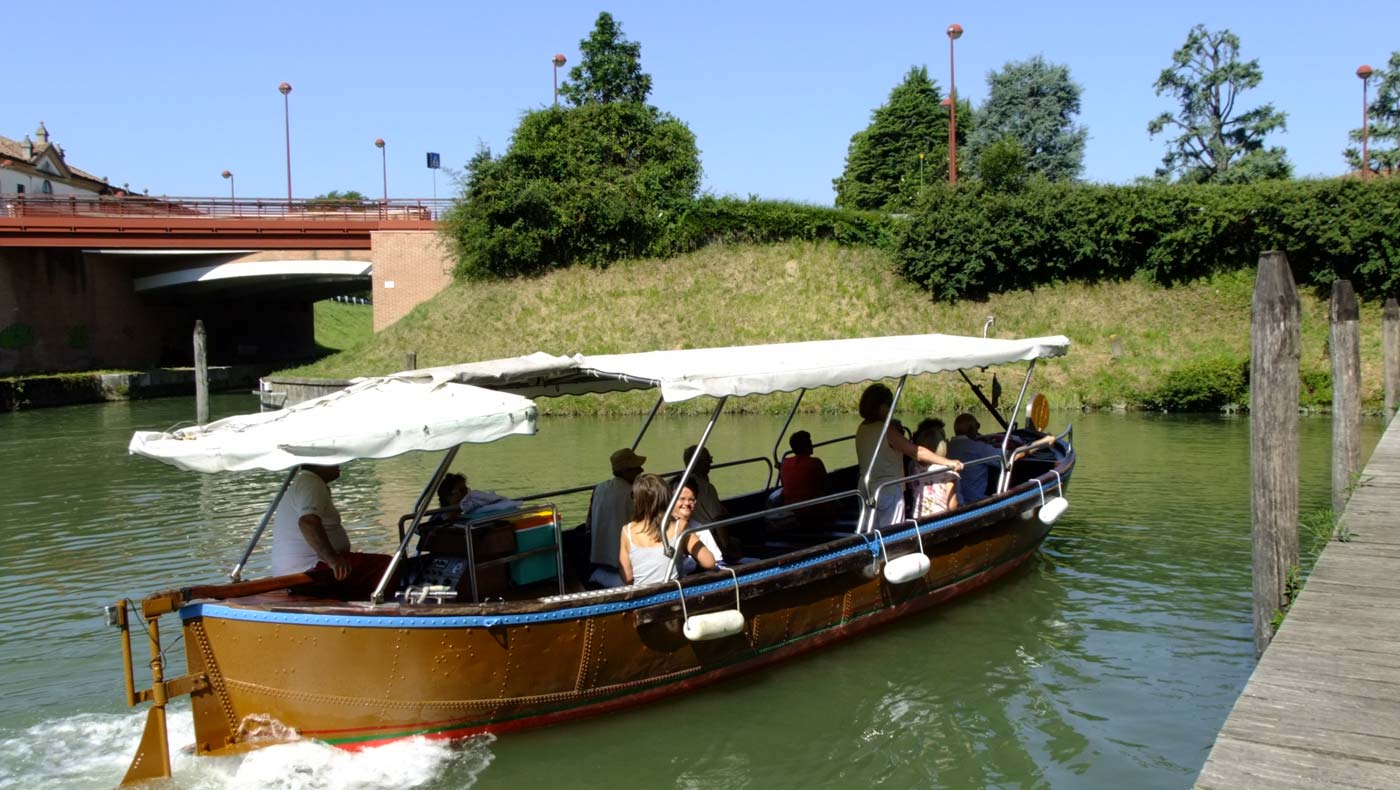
[579,333,1070,403]
[129,377,537,473]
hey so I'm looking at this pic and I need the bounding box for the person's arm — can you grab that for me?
[886,425,964,472]
[685,534,717,571]
[297,514,351,580]
[618,528,634,585]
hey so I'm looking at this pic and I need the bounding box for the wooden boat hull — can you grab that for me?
[177,466,1070,756]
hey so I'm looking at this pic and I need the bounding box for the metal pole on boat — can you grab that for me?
[860,375,906,533]
[229,466,300,581]
[631,394,665,451]
[194,320,209,425]
[998,360,1037,494]
[662,397,727,558]
[771,389,806,476]
[372,445,460,604]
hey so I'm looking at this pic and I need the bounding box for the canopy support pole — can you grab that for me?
[228,466,299,581]
[372,445,459,605]
[663,396,728,558]
[957,369,1009,431]
[631,394,665,451]
[771,389,806,481]
[998,360,1037,494]
[860,375,907,534]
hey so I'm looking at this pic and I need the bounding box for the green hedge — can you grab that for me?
[895,178,1400,300]
[653,197,893,255]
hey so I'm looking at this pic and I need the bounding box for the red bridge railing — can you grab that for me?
[0,194,455,222]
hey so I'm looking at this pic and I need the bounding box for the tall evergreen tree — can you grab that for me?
[967,55,1086,182]
[834,66,970,211]
[1148,24,1290,183]
[559,12,653,106]
[1343,51,1400,176]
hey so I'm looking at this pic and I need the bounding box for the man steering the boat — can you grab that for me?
[270,464,394,599]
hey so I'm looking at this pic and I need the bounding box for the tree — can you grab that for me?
[307,190,368,209]
[443,103,700,278]
[967,55,1086,182]
[976,137,1029,192]
[559,12,653,106]
[1148,24,1290,183]
[1344,51,1400,176]
[834,66,972,211]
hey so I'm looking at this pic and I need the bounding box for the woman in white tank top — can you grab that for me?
[855,384,964,529]
[619,474,717,586]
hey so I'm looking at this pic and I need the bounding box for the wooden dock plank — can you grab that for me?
[1195,416,1400,788]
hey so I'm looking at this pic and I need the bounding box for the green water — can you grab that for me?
[0,395,1378,789]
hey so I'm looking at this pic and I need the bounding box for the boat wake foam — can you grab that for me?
[0,706,494,789]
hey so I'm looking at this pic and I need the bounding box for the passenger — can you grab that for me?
[780,431,828,506]
[271,464,395,600]
[671,476,727,569]
[456,473,521,516]
[855,384,963,529]
[946,413,1055,504]
[587,448,646,588]
[909,419,958,518]
[619,474,717,587]
[682,445,740,562]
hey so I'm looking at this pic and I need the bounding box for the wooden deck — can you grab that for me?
[1195,418,1400,788]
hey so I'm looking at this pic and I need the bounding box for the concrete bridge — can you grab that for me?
[0,195,456,374]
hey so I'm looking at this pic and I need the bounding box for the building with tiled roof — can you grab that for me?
[0,122,117,196]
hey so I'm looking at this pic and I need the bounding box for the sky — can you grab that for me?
[5,0,1396,205]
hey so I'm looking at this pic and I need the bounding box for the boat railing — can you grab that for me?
[864,464,961,534]
[457,505,567,600]
[663,487,871,581]
[996,425,1073,494]
[514,457,777,509]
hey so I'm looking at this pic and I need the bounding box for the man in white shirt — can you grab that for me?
[588,448,645,587]
[271,464,393,598]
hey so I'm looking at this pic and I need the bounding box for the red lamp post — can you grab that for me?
[553,54,568,106]
[279,82,293,203]
[947,23,963,184]
[1358,64,1374,177]
[221,170,235,203]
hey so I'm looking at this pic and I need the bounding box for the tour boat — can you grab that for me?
[112,332,1075,784]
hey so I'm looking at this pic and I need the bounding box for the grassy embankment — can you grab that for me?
[288,240,1389,415]
[312,300,373,354]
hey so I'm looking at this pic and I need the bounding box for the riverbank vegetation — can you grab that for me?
[313,300,372,353]
[282,240,1389,415]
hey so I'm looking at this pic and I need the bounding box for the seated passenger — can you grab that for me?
[909,419,958,518]
[588,448,646,588]
[947,413,1000,505]
[619,474,717,587]
[780,431,828,506]
[671,477,726,570]
[856,384,963,529]
[682,445,740,562]
[271,464,395,600]
[457,473,521,516]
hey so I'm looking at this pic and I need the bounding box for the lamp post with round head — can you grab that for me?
[553,54,567,106]
[946,23,963,185]
[279,82,293,204]
[221,170,234,204]
[1358,64,1374,178]
[375,138,387,212]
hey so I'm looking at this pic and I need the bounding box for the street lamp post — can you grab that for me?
[947,23,963,185]
[375,138,387,211]
[221,170,235,204]
[279,82,293,204]
[553,54,567,106]
[1358,64,1374,178]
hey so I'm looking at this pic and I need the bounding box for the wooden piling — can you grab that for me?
[1250,251,1300,658]
[1330,281,1361,517]
[194,320,209,425]
[1384,297,1400,420]
[405,351,417,371]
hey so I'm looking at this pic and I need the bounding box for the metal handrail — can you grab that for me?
[459,505,565,600]
[778,433,856,468]
[662,488,871,581]
[0,193,453,221]
[866,464,962,528]
[372,446,459,605]
[515,456,776,508]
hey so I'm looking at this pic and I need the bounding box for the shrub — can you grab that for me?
[655,196,894,254]
[1140,357,1249,411]
[895,178,1400,301]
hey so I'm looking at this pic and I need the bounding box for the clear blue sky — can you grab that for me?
[5,0,1394,204]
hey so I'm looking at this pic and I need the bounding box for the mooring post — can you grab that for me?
[405,351,417,371]
[1330,281,1361,517]
[1251,251,1300,658]
[1384,297,1400,420]
[194,320,209,425]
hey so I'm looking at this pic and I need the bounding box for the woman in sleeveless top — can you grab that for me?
[619,473,717,587]
[856,384,963,530]
[909,418,958,518]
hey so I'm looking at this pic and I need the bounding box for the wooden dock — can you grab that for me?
[1195,417,1400,788]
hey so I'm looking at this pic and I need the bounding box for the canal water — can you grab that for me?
[0,395,1379,789]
